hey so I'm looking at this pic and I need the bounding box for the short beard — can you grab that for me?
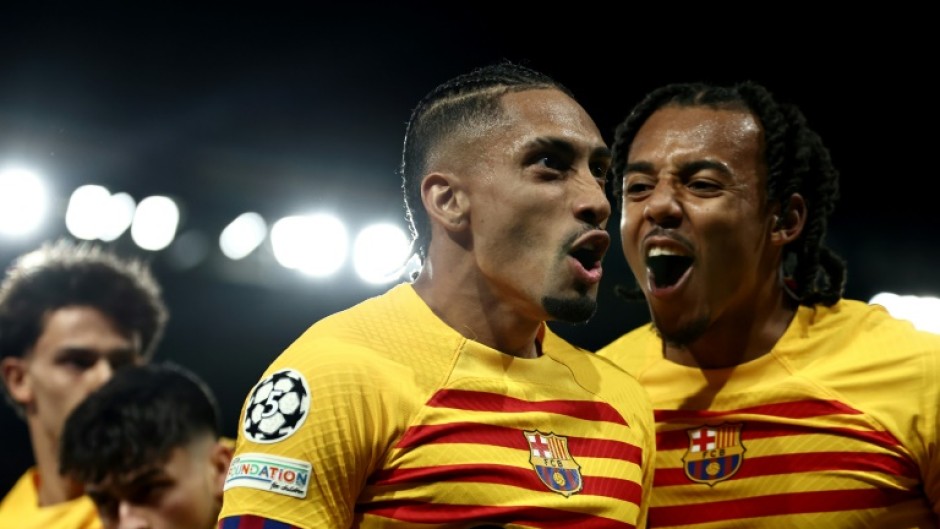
[653,315,710,348]
[543,295,597,324]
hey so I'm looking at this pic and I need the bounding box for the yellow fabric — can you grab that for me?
[0,468,102,529]
[220,283,655,528]
[598,299,940,528]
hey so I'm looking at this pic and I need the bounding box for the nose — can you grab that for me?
[643,179,682,228]
[88,358,115,388]
[116,501,150,529]
[574,172,612,229]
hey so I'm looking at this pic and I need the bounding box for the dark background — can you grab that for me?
[1,5,937,495]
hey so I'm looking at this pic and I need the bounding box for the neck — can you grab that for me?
[28,421,83,506]
[664,284,798,369]
[413,259,542,359]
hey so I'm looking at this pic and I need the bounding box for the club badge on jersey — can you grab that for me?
[683,423,746,486]
[524,431,583,497]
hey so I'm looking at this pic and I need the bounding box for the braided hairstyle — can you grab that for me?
[611,81,845,306]
[400,60,575,262]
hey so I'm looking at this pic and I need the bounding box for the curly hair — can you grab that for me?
[611,81,846,307]
[60,362,219,485]
[400,60,575,262]
[0,239,168,413]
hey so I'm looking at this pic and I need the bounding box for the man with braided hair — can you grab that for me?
[0,239,168,529]
[218,61,655,528]
[598,80,940,527]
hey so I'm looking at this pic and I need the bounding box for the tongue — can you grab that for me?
[648,255,692,288]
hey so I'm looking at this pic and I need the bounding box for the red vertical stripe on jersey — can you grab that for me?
[716,426,735,448]
[367,501,635,529]
[650,488,916,525]
[427,389,628,426]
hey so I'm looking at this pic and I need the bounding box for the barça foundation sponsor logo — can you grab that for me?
[224,453,312,499]
[524,430,583,497]
[683,423,745,486]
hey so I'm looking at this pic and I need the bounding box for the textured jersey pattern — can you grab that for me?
[0,469,102,529]
[219,283,654,529]
[598,299,940,528]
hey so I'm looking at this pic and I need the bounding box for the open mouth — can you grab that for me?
[569,233,610,271]
[646,247,693,289]
[571,246,602,270]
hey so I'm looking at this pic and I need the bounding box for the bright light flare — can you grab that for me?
[65,185,111,240]
[271,213,348,277]
[220,212,268,260]
[352,223,411,284]
[0,167,48,237]
[99,193,137,242]
[131,195,180,251]
[66,186,137,242]
[870,292,940,335]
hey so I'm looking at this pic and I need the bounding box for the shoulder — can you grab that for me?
[599,323,659,350]
[249,283,459,409]
[595,323,660,376]
[543,326,652,408]
[0,469,35,509]
[787,299,940,395]
[807,299,940,355]
[271,284,423,375]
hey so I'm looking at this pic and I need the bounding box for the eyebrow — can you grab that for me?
[56,346,140,365]
[624,161,654,174]
[624,159,731,176]
[525,137,611,161]
[105,467,165,492]
[86,468,164,503]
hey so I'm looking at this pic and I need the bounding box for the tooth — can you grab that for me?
[648,246,682,257]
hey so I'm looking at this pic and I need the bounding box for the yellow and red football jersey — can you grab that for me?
[0,468,102,529]
[599,299,940,528]
[219,283,655,529]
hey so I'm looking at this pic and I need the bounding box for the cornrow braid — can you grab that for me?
[611,81,845,307]
[400,60,574,262]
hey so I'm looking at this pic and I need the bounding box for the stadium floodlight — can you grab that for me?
[352,222,411,284]
[271,213,348,277]
[869,292,940,335]
[130,195,180,251]
[219,212,268,260]
[98,192,137,242]
[66,186,137,242]
[65,185,111,240]
[0,166,48,238]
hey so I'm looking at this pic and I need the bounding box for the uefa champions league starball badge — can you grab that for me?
[243,368,311,443]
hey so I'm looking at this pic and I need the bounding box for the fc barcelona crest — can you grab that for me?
[523,431,583,497]
[683,423,745,486]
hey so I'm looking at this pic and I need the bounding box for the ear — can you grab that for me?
[420,172,469,232]
[771,193,806,246]
[209,438,234,500]
[0,356,31,408]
